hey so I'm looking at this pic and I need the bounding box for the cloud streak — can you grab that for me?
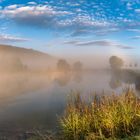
[0,34,29,42]
[130,36,140,40]
[64,40,133,49]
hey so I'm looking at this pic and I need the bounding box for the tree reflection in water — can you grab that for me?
[55,71,83,86]
[110,70,140,92]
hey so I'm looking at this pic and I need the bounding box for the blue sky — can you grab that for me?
[0,0,140,58]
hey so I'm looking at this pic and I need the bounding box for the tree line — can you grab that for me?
[0,56,27,72]
[57,59,83,72]
[109,56,138,70]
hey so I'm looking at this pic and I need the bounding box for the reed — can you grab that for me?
[60,89,140,140]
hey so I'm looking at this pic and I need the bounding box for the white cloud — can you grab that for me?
[126,2,133,10]
[130,36,140,39]
[64,39,133,49]
[27,2,37,5]
[0,3,113,32]
[1,4,71,19]
[135,9,140,13]
[0,34,29,42]
[127,29,140,32]
[6,4,18,10]
[0,4,72,28]
[0,1,137,35]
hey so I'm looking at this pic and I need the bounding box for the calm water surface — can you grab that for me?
[0,71,138,132]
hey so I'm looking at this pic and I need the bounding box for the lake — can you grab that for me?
[0,70,139,138]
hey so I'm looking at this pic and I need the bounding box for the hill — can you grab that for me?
[0,44,56,72]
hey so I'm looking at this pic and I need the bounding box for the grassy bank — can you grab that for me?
[60,90,140,140]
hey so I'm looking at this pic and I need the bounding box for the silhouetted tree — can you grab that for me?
[73,61,83,71]
[109,56,124,70]
[11,57,27,72]
[57,59,70,72]
[0,56,26,72]
[129,63,132,68]
[135,63,138,67]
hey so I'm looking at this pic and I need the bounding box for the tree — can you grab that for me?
[135,63,138,68]
[73,61,83,71]
[57,59,70,72]
[12,57,24,71]
[0,56,26,72]
[129,63,132,68]
[109,56,124,70]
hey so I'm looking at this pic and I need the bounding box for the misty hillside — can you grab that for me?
[0,44,56,72]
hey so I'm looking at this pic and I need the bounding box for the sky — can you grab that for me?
[0,0,140,59]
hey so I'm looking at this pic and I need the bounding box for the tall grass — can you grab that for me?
[60,90,140,140]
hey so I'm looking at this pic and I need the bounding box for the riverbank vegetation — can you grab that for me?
[60,89,140,140]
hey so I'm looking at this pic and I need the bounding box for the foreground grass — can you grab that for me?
[60,90,140,140]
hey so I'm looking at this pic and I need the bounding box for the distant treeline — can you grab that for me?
[109,56,138,70]
[0,56,27,72]
[57,59,83,72]
[0,54,138,73]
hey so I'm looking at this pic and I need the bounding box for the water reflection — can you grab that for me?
[109,70,140,92]
[55,72,71,86]
[0,71,84,134]
[136,76,140,91]
[73,72,83,83]
[0,70,139,138]
[109,75,122,89]
[0,73,51,105]
[55,71,83,86]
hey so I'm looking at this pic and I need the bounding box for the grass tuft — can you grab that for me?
[60,89,140,140]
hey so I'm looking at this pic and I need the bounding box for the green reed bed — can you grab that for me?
[60,90,140,140]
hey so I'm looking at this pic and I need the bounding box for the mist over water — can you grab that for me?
[0,53,139,136]
[0,45,139,139]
